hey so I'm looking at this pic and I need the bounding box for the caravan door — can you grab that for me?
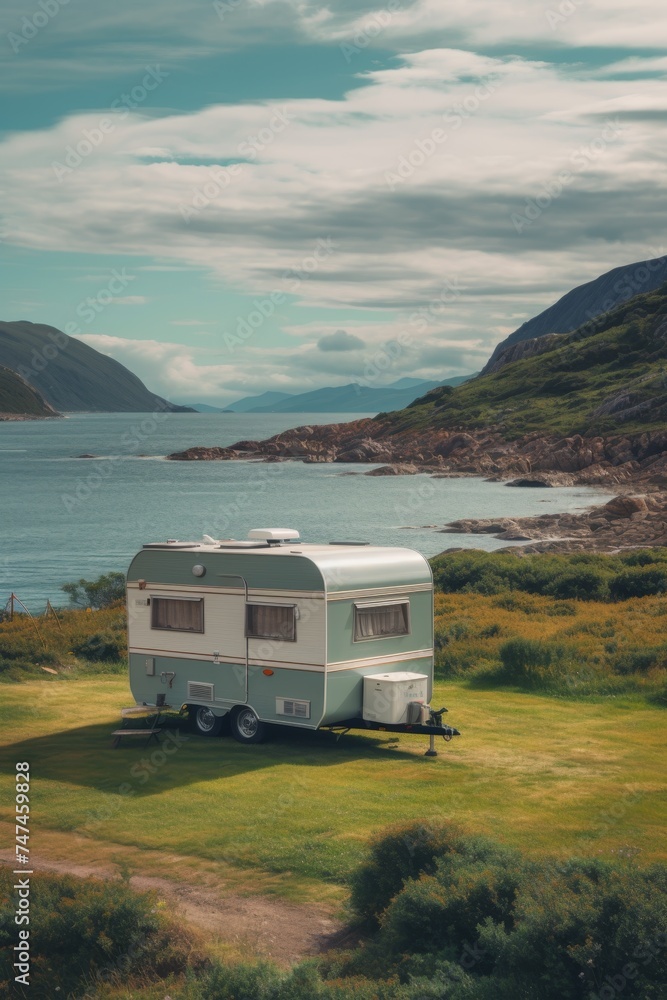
[208,576,248,704]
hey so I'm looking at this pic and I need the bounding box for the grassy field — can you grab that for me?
[0,672,664,913]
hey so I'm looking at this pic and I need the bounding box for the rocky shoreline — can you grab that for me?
[166,421,667,553]
[437,493,667,553]
[167,421,667,489]
[0,412,61,421]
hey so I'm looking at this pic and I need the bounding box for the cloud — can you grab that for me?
[317,329,365,351]
[3,34,667,395]
[4,0,667,96]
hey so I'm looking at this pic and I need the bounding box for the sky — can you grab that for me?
[1,1,666,406]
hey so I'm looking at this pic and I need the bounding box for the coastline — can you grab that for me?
[0,412,62,422]
[165,420,667,554]
[437,492,667,554]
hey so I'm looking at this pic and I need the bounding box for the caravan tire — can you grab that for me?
[231,706,267,744]
[191,706,225,737]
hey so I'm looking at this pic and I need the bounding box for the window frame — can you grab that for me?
[353,599,411,642]
[245,602,297,642]
[150,595,205,633]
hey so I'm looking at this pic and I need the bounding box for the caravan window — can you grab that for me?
[354,601,410,640]
[246,604,296,641]
[151,596,204,633]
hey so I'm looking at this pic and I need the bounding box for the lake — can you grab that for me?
[0,412,612,610]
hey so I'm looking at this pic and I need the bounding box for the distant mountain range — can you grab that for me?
[483,254,667,373]
[186,376,475,414]
[0,321,192,413]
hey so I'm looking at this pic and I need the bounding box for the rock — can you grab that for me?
[167,446,234,460]
[434,433,478,458]
[506,478,552,488]
[364,464,420,476]
[76,453,97,459]
[602,496,648,519]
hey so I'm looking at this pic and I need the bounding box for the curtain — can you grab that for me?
[355,603,409,639]
[246,604,296,641]
[152,598,204,632]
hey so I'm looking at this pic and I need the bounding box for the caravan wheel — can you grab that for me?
[191,706,225,737]
[231,706,266,744]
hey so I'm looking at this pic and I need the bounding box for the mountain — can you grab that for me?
[168,284,667,492]
[483,254,667,374]
[389,376,436,389]
[225,390,294,412]
[184,403,228,413]
[228,375,475,413]
[0,321,193,413]
[399,284,667,438]
[0,366,60,419]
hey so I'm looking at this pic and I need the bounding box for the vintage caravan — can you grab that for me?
[126,529,459,753]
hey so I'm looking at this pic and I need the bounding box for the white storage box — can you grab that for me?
[363,672,429,725]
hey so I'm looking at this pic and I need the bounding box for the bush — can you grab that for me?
[62,571,126,609]
[612,645,667,675]
[546,569,609,601]
[610,567,667,600]
[71,631,124,661]
[498,638,575,687]
[346,823,667,1000]
[430,549,667,604]
[0,869,199,997]
[349,822,458,925]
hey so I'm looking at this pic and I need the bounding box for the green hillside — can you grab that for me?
[384,284,667,439]
[0,321,191,413]
[0,366,59,417]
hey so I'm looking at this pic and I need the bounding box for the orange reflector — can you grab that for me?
[262,669,274,676]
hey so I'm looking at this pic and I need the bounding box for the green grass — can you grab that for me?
[0,675,664,909]
[376,284,667,438]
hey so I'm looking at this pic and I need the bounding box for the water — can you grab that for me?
[0,412,612,610]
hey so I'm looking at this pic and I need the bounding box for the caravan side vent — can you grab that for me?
[276,697,310,719]
[188,681,214,701]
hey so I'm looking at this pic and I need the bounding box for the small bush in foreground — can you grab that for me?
[343,822,667,1000]
[0,868,201,997]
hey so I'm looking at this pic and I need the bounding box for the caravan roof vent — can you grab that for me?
[248,528,300,544]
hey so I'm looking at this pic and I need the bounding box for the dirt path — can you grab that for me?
[0,850,344,965]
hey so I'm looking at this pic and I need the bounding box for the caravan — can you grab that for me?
[126,529,459,753]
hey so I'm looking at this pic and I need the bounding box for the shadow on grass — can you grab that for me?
[0,719,435,798]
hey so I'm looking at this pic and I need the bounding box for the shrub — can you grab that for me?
[610,567,667,600]
[349,822,459,925]
[0,869,199,997]
[546,569,609,601]
[347,823,667,1000]
[612,645,667,675]
[430,549,667,604]
[498,638,575,687]
[71,631,124,661]
[62,571,126,609]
